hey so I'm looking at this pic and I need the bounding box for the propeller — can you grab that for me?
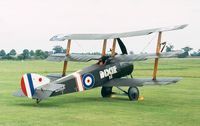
[116,38,128,55]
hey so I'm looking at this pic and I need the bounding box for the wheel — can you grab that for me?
[128,87,139,101]
[101,87,112,98]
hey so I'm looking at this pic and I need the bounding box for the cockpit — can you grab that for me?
[97,56,110,65]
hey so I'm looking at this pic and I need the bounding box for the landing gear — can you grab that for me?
[36,99,42,104]
[128,87,139,101]
[101,86,140,101]
[101,87,113,97]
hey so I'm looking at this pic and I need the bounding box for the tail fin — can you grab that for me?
[20,73,50,99]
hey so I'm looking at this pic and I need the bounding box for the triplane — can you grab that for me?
[14,24,187,103]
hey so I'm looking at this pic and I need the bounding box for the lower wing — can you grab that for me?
[103,77,182,87]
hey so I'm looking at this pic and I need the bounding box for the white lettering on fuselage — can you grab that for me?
[99,66,117,79]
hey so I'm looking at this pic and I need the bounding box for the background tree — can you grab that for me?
[29,50,35,57]
[191,52,198,56]
[17,54,24,60]
[190,49,200,56]
[0,49,6,57]
[43,51,50,59]
[22,49,30,59]
[35,49,43,59]
[166,44,174,52]
[53,45,64,54]
[4,49,17,59]
[178,46,193,58]
[182,46,193,53]
[34,49,49,59]
[9,49,17,56]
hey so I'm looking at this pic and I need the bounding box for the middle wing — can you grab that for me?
[112,50,183,62]
[103,77,181,87]
[46,53,101,62]
[47,50,183,62]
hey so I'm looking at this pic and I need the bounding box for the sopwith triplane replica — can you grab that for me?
[14,24,187,103]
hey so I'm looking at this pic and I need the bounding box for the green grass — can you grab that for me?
[0,59,199,126]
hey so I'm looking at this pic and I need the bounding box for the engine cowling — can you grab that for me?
[118,62,134,77]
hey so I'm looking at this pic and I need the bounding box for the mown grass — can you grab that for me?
[0,59,199,126]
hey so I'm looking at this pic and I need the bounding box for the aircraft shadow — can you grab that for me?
[13,96,130,108]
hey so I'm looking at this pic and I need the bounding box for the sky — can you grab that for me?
[0,0,199,54]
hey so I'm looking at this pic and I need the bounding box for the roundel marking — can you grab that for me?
[39,77,42,82]
[82,73,95,89]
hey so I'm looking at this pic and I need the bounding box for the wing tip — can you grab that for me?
[50,34,68,41]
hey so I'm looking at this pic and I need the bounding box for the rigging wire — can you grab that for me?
[140,33,157,53]
[74,41,84,53]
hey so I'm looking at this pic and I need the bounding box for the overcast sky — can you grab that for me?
[0,0,199,54]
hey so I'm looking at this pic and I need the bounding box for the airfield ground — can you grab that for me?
[0,59,199,126]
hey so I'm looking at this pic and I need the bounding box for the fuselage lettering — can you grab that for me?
[99,66,117,79]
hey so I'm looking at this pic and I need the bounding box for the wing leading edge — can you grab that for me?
[50,24,187,41]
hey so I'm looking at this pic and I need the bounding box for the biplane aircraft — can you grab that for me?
[14,24,187,103]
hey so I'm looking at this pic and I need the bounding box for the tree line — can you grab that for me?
[0,46,70,60]
[165,45,199,58]
[0,45,199,60]
[0,49,50,60]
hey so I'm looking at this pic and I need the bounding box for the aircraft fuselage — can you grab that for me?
[50,62,133,97]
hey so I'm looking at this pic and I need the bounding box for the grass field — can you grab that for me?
[0,59,199,126]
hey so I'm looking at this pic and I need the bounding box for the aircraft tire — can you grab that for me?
[128,87,139,101]
[101,87,112,98]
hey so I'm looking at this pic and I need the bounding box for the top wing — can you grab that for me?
[50,24,187,41]
[103,77,182,87]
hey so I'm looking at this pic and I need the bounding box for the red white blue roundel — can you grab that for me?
[82,73,95,89]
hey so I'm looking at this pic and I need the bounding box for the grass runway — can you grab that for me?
[0,59,199,126]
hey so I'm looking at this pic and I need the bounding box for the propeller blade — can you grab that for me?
[116,38,128,55]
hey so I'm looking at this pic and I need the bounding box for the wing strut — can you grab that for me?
[102,39,107,56]
[153,32,162,80]
[62,39,71,76]
[111,38,117,57]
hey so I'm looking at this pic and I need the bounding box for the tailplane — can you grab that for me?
[14,73,65,103]
[20,73,50,99]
